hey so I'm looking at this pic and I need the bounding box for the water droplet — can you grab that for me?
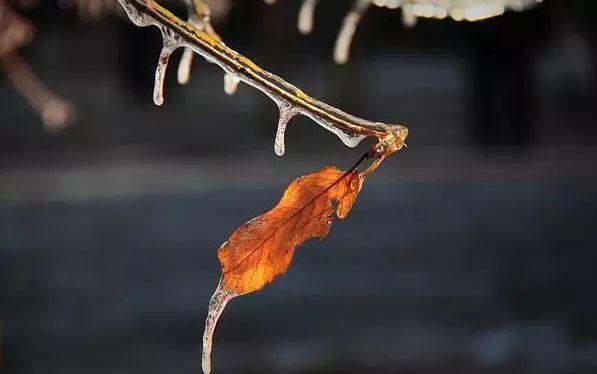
[202,281,236,374]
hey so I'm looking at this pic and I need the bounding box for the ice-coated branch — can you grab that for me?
[116,0,408,158]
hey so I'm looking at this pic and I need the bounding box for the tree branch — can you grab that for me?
[117,0,408,159]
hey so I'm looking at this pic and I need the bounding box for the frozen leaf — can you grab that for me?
[202,160,369,373]
[219,165,364,294]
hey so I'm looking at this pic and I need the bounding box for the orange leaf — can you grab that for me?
[201,165,365,373]
[219,165,364,295]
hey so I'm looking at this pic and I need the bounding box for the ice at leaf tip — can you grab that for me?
[202,283,236,374]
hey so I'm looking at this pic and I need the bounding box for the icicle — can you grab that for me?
[202,281,237,374]
[274,102,297,156]
[298,0,319,35]
[223,73,240,95]
[153,45,173,105]
[119,1,181,105]
[401,2,417,28]
[333,0,372,65]
[177,48,194,85]
[153,29,179,106]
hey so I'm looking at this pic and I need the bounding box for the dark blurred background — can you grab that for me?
[1,0,597,373]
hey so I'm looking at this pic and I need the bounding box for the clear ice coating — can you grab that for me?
[118,0,153,27]
[202,281,237,374]
[224,73,240,95]
[305,111,367,148]
[117,0,376,157]
[274,102,297,156]
[298,0,319,35]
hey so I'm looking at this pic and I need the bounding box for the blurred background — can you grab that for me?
[1,0,597,373]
